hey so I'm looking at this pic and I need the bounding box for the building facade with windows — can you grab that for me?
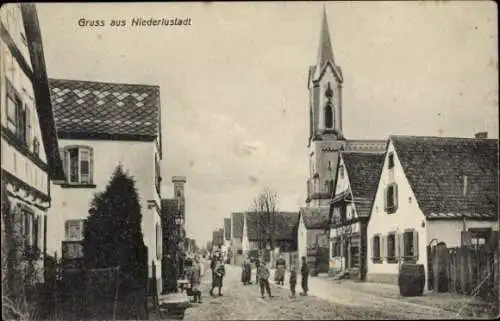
[1,3,65,283]
[366,134,499,288]
[329,152,384,280]
[45,78,164,292]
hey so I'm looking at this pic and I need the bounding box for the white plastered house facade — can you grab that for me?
[45,79,164,294]
[366,135,499,288]
[1,3,66,284]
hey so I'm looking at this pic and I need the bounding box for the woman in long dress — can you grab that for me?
[241,258,252,285]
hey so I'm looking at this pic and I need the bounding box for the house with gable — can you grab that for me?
[366,134,499,288]
[297,207,330,273]
[1,3,66,284]
[230,212,244,264]
[328,151,385,280]
[45,78,164,293]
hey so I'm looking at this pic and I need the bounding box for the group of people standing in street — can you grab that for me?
[241,254,310,299]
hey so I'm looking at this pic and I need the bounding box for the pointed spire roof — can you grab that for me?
[316,6,335,71]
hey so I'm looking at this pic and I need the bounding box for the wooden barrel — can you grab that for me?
[398,263,425,297]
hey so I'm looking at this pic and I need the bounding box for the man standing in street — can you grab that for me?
[300,256,309,296]
[257,261,272,299]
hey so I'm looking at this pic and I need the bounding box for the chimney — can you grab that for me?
[463,175,468,196]
[475,132,488,139]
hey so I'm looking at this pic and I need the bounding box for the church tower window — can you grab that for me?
[325,105,333,129]
[324,82,334,129]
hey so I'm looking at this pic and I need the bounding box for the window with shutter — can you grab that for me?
[62,146,94,185]
[386,233,396,263]
[372,235,381,262]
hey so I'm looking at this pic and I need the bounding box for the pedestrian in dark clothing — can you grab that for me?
[255,257,261,284]
[289,264,297,298]
[300,256,309,296]
[210,258,225,296]
[257,261,272,298]
[241,257,252,285]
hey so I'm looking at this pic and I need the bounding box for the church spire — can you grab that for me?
[317,6,335,71]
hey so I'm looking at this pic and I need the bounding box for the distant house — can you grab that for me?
[297,207,330,269]
[46,78,164,293]
[223,218,232,259]
[329,152,384,280]
[243,211,299,265]
[366,134,499,288]
[230,212,244,264]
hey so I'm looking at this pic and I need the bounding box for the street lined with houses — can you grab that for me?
[1,3,498,321]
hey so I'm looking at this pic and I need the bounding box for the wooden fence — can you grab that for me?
[428,243,497,303]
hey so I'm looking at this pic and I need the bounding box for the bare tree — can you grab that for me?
[249,187,279,263]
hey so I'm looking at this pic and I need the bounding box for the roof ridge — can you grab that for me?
[49,78,160,88]
[390,134,498,141]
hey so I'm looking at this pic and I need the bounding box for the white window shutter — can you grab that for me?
[413,230,419,260]
[381,235,386,260]
[59,148,67,178]
[89,147,94,184]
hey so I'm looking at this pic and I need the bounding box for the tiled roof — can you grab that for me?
[224,218,231,241]
[341,152,385,217]
[245,212,299,241]
[48,78,161,139]
[391,135,499,219]
[300,207,330,229]
[231,212,244,238]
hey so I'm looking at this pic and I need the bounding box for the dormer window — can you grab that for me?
[61,146,94,185]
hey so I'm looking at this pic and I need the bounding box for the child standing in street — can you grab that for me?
[289,265,297,298]
[257,261,272,299]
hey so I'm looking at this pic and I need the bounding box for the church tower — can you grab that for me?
[306,8,346,208]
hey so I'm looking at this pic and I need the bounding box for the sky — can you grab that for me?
[36,1,498,246]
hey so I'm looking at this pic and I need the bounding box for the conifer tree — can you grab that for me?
[83,165,147,292]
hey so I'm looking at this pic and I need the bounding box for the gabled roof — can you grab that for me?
[48,78,161,140]
[391,135,499,219]
[231,212,244,238]
[341,152,385,217]
[224,218,231,241]
[245,212,300,241]
[300,207,330,229]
